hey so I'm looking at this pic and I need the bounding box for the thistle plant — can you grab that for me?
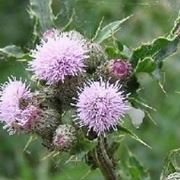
[0,1,179,180]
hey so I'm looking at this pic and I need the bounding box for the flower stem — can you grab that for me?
[95,136,118,180]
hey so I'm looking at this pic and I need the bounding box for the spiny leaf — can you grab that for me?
[29,0,55,36]
[170,11,180,38]
[116,143,150,180]
[120,45,133,59]
[61,9,75,31]
[135,57,156,73]
[94,15,132,43]
[128,97,156,112]
[131,37,179,67]
[127,154,151,180]
[105,46,119,58]
[0,45,25,59]
[117,125,151,149]
[160,148,180,180]
[144,110,157,125]
[54,160,102,180]
[40,151,57,161]
[23,135,37,152]
[166,172,180,180]
[71,129,97,159]
[131,12,180,73]
[154,37,179,62]
[92,17,104,41]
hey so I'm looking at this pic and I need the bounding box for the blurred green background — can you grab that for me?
[0,0,180,179]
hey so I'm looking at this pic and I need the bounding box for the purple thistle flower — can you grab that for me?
[73,79,129,135]
[0,78,40,135]
[29,30,89,85]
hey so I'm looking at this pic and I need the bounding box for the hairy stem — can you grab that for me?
[95,136,118,180]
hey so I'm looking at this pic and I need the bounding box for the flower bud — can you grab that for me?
[53,124,76,151]
[107,59,132,80]
[54,76,84,110]
[85,42,107,73]
[32,109,60,139]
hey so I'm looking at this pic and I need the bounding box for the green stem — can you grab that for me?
[95,136,118,180]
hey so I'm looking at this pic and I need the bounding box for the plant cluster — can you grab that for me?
[0,1,179,179]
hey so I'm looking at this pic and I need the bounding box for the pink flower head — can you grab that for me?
[107,59,132,79]
[0,77,40,135]
[29,30,89,85]
[73,79,129,135]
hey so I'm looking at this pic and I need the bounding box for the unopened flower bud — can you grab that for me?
[32,109,60,139]
[53,124,76,151]
[107,59,132,80]
[85,42,107,73]
[54,76,84,110]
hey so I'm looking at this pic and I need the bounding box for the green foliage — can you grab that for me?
[93,15,132,43]
[135,57,156,73]
[116,143,150,180]
[131,37,179,68]
[131,12,180,74]
[117,125,151,149]
[160,148,180,180]
[72,130,97,158]
[105,41,133,60]
[17,153,33,180]
[53,161,103,180]
[0,60,28,83]
[170,11,180,38]
[29,0,55,37]
[0,45,30,83]
[0,45,25,59]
